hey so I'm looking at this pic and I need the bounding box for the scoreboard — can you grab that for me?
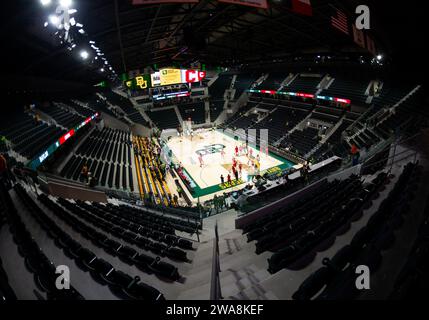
[160,68,182,86]
[125,68,206,90]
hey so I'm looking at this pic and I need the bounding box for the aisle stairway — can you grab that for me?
[176,229,276,300]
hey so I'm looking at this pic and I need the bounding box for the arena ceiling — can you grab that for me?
[1,0,424,85]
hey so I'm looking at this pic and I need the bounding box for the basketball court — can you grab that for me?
[166,129,295,197]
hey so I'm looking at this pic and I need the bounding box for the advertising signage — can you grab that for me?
[248,89,352,105]
[28,113,99,170]
[160,68,182,86]
[125,74,152,90]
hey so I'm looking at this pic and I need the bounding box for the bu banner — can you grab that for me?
[125,74,152,90]
[217,0,268,9]
[132,0,198,4]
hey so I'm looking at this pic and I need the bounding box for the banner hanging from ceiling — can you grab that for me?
[133,0,267,7]
[291,0,313,16]
[132,0,198,4]
[217,0,268,9]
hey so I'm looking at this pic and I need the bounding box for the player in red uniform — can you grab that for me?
[198,154,204,168]
[235,145,239,156]
[221,148,225,160]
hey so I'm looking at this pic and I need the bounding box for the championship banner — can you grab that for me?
[132,0,198,4]
[291,0,313,16]
[352,24,366,48]
[366,35,376,55]
[217,0,268,9]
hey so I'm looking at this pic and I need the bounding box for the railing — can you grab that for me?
[210,221,223,300]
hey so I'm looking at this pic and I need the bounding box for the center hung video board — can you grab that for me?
[125,69,206,90]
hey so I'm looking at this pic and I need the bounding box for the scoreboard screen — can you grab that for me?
[126,69,206,90]
[160,68,182,86]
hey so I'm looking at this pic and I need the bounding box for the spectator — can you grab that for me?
[213,195,219,213]
[0,153,9,187]
[34,113,40,124]
[87,173,97,188]
[300,162,309,183]
[220,174,224,184]
[221,193,227,209]
[177,185,183,198]
[0,135,7,152]
[234,169,239,181]
[81,162,89,182]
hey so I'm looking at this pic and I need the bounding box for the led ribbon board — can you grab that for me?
[248,89,351,105]
[152,90,191,101]
[28,113,99,170]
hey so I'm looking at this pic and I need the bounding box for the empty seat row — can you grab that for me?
[36,191,181,283]
[292,164,419,299]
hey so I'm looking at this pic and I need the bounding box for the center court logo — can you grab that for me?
[195,144,226,157]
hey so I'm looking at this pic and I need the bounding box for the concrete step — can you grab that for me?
[229,285,279,300]
[220,265,271,297]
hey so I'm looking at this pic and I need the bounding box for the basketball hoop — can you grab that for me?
[183,119,193,138]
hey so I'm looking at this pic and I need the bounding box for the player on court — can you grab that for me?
[247,148,253,165]
[198,154,204,168]
[235,145,239,157]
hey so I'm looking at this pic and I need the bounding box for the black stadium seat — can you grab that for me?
[3,3,427,302]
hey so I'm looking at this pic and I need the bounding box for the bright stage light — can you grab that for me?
[80,50,89,60]
[40,0,51,6]
[100,68,105,72]
[49,15,59,25]
[376,54,383,61]
[59,0,72,8]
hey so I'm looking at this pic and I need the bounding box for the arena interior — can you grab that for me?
[1,0,429,303]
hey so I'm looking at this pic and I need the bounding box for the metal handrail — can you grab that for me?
[210,221,222,300]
